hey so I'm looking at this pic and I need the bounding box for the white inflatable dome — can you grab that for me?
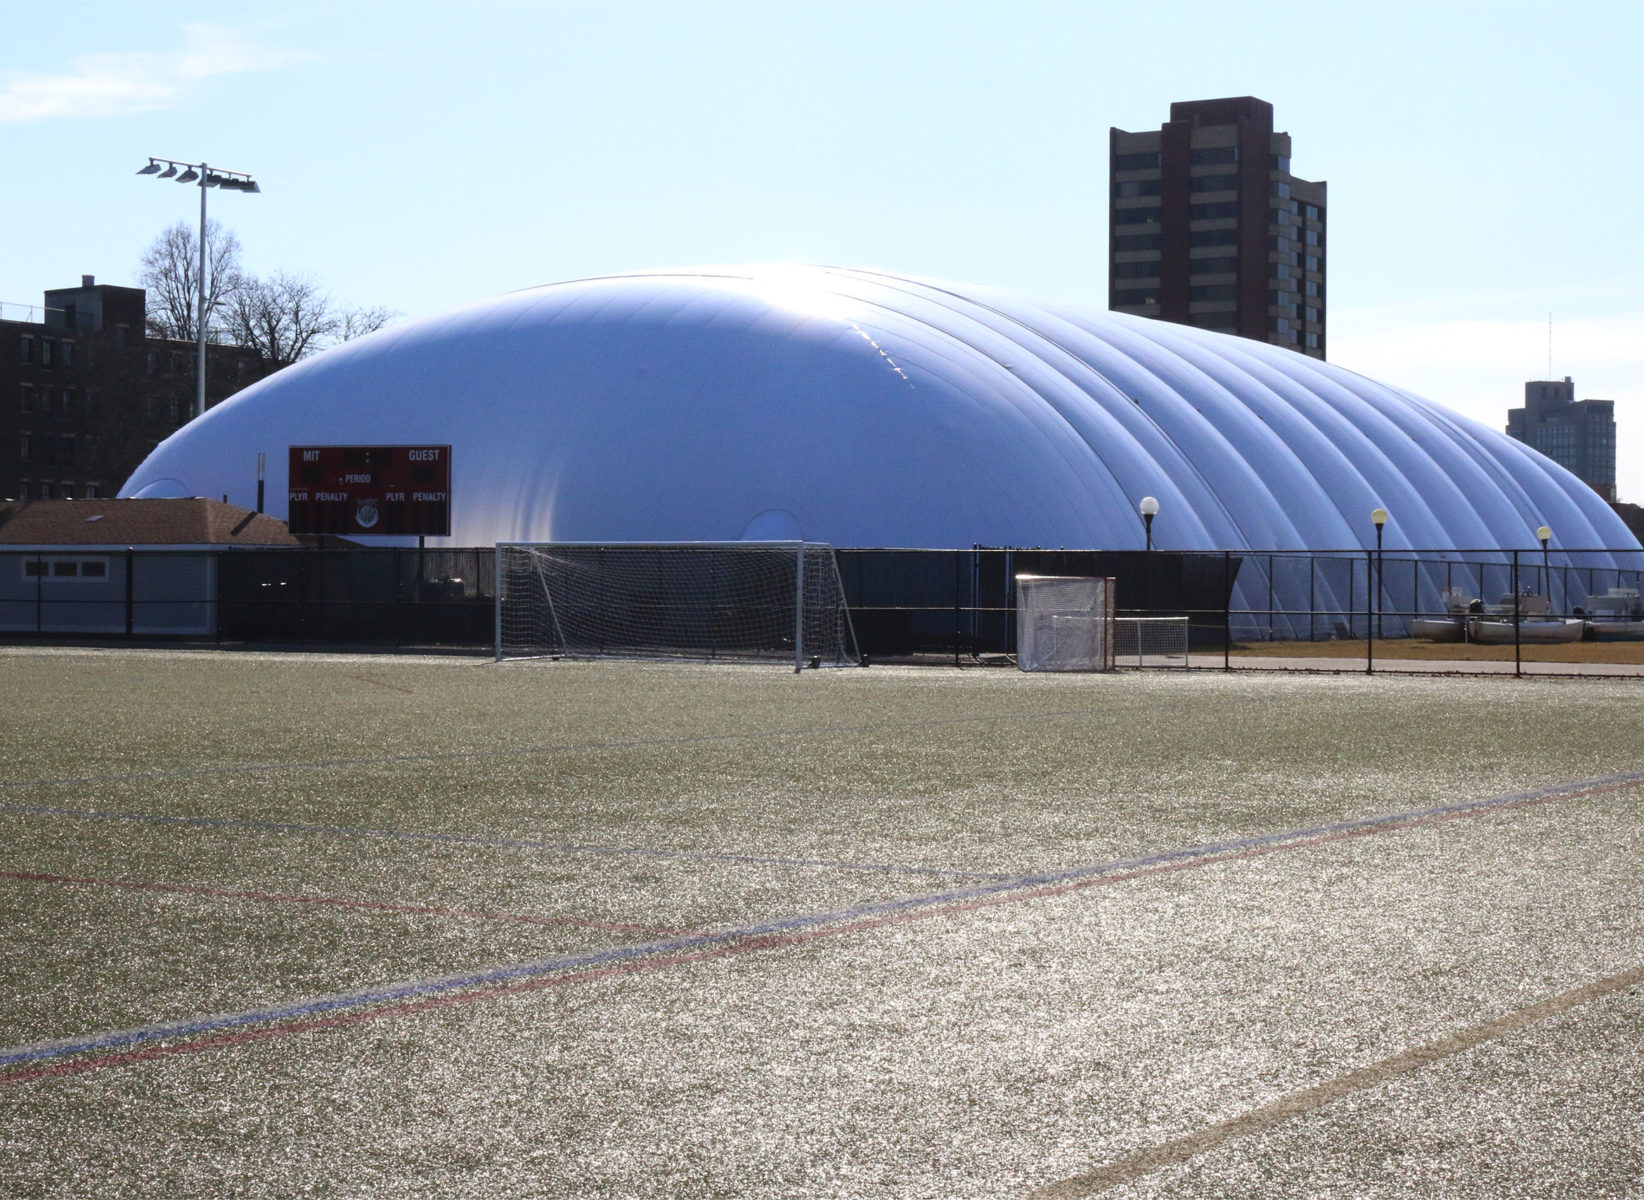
[123,265,1639,561]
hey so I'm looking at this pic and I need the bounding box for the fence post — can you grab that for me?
[493,546,504,662]
[1222,550,1231,671]
[1512,550,1521,677]
[1308,555,1316,641]
[124,549,135,639]
[1366,548,1375,675]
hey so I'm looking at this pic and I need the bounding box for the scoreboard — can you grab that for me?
[286,445,451,537]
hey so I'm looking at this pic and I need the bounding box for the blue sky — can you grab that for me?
[5,0,1642,507]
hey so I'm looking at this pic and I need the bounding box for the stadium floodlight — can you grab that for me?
[1138,495,1160,551]
[135,156,261,420]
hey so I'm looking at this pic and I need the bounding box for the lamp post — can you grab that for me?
[1369,507,1388,673]
[135,157,261,420]
[1536,525,1553,613]
[1138,495,1160,552]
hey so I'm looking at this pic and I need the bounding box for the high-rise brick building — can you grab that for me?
[1109,96,1326,358]
[1508,377,1617,501]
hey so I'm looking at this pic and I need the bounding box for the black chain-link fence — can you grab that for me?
[4,544,1641,676]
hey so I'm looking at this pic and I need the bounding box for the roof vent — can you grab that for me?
[85,514,103,522]
[82,275,95,288]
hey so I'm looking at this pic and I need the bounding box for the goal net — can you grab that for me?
[1113,615,1191,669]
[1015,575,1115,672]
[496,542,859,669]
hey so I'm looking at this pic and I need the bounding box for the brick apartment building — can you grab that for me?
[1,276,266,503]
[1110,97,1327,359]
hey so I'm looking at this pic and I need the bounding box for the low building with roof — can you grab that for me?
[0,497,299,635]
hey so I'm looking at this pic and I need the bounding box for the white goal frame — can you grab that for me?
[1015,575,1116,672]
[1113,615,1191,669]
[494,541,859,672]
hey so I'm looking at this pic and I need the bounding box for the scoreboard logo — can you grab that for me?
[287,446,451,537]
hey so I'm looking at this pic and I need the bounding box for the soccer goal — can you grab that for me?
[495,541,860,670]
[1113,615,1191,669]
[1015,575,1116,672]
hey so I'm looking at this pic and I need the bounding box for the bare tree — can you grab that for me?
[137,220,400,372]
[339,304,401,342]
[138,219,244,341]
[224,272,341,370]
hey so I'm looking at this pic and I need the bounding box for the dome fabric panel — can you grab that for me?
[122,266,1640,571]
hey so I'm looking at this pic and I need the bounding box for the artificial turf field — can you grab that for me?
[1,647,1641,1199]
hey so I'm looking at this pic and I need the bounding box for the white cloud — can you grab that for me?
[0,24,293,123]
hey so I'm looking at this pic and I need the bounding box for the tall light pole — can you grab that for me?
[136,157,261,420]
[1138,495,1160,552]
[1536,524,1553,613]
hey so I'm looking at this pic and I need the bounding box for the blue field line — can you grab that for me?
[0,803,1012,882]
[0,705,1119,793]
[4,767,1639,1073]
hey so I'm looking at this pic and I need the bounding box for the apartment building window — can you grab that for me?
[1112,261,1160,280]
[1305,332,1320,349]
[1305,255,1320,271]
[1305,205,1320,220]
[1191,256,1238,276]
[1190,174,1239,193]
[1113,288,1159,307]
[60,342,74,368]
[1113,233,1162,252]
[1113,179,1162,198]
[1305,229,1320,246]
[1189,229,1238,247]
[1271,154,1290,172]
[1114,207,1161,227]
[40,340,53,368]
[60,436,75,464]
[19,384,32,413]
[1189,201,1239,220]
[18,433,31,461]
[1271,181,1291,199]
[19,336,32,363]
[1190,146,1238,165]
[1190,285,1238,302]
[1114,151,1161,170]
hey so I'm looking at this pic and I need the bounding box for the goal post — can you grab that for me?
[1015,575,1116,672]
[495,541,859,670]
